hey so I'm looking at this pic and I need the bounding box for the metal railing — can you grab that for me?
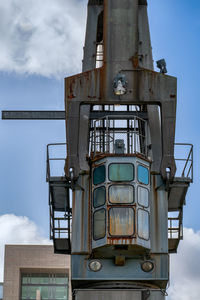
[46,143,67,181]
[49,204,71,240]
[90,115,148,157]
[168,217,183,240]
[174,143,193,181]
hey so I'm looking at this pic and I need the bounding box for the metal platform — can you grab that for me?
[47,144,72,254]
[168,143,193,253]
[168,177,191,211]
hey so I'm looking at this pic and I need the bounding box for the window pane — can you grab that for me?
[93,186,106,208]
[137,165,149,185]
[93,165,105,185]
[22,277,28,284]
[93,209,106,240]
[138,209,149,240]
[109,164,134,181]
[21,273,68,300]
[109,208,134,236]
[29,286,39,299]
[55,276,68,285]
[21,286,27,299]
[138,186,149,207]
[55,286,68,299]
[109,185,134,204]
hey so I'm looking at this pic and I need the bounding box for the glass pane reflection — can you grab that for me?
[93,165,106,185]
[109,163,134,181]
[109,185,134,204]
[93,209,106,240]
[109,207,134,236]
[93,187,106,208]
[138,186,149,207]
[138,209,149,240]
[137,165,149,185]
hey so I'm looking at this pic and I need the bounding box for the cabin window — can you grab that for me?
[109,185,134,204]
[138,209,149,240]
[109,207,134,236]
[109,163,134,181]
[137,165,149,185]
[138,186,149,207]
[93,165,105,185]
[93,209,106,240]
[93,186,106,208]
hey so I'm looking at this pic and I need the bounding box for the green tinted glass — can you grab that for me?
[109,163,134,181]
[93,209,106,240]
[137,165,149,185]
[93,165,106,185]
[21,286,27,299]
[55,277,68,285]
[55,286,68,299]
[109,185,134,204]
[21,273,68,300]
[93,186,106,208]
[22,277,28,284]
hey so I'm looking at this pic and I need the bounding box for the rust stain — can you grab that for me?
[132,54,139,69]
[107,237,133,245]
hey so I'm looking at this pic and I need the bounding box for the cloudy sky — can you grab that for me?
[0,0,200,299]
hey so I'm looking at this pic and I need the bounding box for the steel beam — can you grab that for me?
[2,110,147,121]
[2,111,66,120]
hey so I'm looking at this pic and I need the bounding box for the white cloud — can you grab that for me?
[0,214,51,281]
[0,0,87,78]
[168,228,200,300]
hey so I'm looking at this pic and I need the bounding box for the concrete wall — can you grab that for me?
[3,245,70,300]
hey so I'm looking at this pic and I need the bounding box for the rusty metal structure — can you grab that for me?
[46,1,194,299]
[2,0,193,299]
[46,0,193,299]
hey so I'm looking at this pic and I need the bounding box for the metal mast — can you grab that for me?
[59,1,193,299]
[2,1,193,299]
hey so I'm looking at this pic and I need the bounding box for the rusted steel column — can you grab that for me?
[103,0,139,98]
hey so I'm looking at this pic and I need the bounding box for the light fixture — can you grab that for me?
[89,260,102,272]
[113,74,127,95]
[141,260,154,272]
[156,59,167,74]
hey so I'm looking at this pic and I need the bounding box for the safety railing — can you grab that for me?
[46,143,67,182]
[49,204,71,240]
[168,216,183,240]
[174,143,193,182]
[90,115,148,158]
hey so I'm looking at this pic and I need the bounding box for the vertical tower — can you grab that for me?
[48,1,193,299]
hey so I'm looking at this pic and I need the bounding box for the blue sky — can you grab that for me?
[0,0,200,298]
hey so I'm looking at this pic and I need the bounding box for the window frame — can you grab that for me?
[137,208,150,241]
[108,184,135,205]
[93,186,106,208]
[137,185,149,208]
[93,164,106,185]
[108,163,134,182]
[21,273,68,300]
[137,164,149,185]
[93,208,106,241]
[108,206,135,237]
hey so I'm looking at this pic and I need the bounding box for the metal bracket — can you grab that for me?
[142,290,150,300]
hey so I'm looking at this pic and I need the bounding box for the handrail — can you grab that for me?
[46,143,67,182]
[174,143,193,182]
